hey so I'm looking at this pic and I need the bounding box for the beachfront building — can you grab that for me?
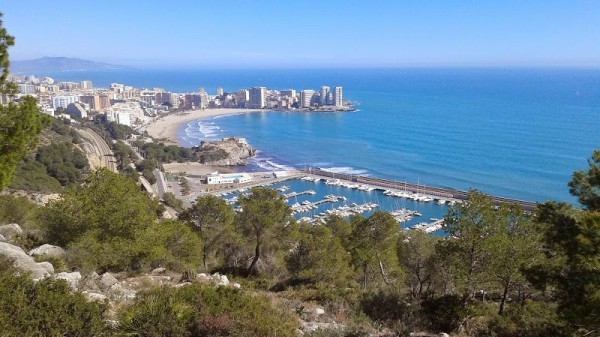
[300,89,317,108]
[216,87,224,96]
[333,86,343,107]
[206,172,252,185]
[235,89,249,107]
[249,86,267,108]
[320,86,330,106]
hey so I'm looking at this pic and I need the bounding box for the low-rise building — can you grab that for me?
[206,172,252,185]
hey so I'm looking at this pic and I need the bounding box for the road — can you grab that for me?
[76,127,117,172]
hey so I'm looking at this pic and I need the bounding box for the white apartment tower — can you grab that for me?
[333,86,343,107]
[249,86,267,108]
[320,86,330,106]
[300,89,316,108]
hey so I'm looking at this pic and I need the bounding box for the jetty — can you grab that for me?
[301,168,538,211]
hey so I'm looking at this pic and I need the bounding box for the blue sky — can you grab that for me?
[3,1,600,68]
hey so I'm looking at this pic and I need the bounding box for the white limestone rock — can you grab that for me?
[233,282,241,289]
[196,273,210,281]
[99,272,119,290]
[28,244,66,257]
[0,242,53,281]
[313,307,325,315]
[56,271,82,290]
[0,233,5,242]
[0,223,23,242]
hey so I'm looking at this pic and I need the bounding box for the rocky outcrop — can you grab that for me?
[192,137,255,166]
[28,244,66,257]
[0,242,54,280]
[0,223,23,242]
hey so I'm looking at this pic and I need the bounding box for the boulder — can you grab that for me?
[28,244,66,257]
[80,272,101,292]
[0,224,23,242]
[56,271,82,290]
[439,334,450,337]
[217,274,229,286]
[233,282,241,289]
[99,272,118,290]
[312,307,325,315]
[0,234,5,242]
[0,242,54,280]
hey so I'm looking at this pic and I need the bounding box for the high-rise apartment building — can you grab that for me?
[249,86,267,108]
[333,86,343,107]
[301,90,317,108]
[216,87,224,96]
[52,95,79,109]
[320,86,330,106]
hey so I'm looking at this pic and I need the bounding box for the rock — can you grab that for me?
[0,234,5,241]
[28,244,66,257]
[80,272,101,292]
[233,282,241,289]
[107,283,137,301]
[295,328,305,336]
[151,267,166,275]
[313,307,325,315]
[56,271,81,290]
[193,138,256,166]
[196,273,210,281]
[82,291,107,302]
[0,224,23,242]
[439,334,450,337]
[0,242,53,281]
[99,272,118,290]
[217,274,229,286]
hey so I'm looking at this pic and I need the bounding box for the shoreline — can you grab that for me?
[142,108,260,145]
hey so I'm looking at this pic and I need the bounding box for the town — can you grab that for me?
[4,74,351,128]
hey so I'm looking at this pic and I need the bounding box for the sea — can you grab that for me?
[44,68,600,203]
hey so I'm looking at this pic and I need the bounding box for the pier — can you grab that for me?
[301,168,538,211]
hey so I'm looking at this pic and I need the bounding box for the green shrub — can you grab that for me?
[117,283,298,337]
[0,257,110,337]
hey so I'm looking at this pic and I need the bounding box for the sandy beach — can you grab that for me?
[143,108,259,145]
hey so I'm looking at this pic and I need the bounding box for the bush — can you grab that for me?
[118,283,298,337]
[420,295,469,333]
[0,195,40,228]
[0,257,110,337]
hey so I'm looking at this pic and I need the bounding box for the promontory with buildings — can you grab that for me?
[5,74,352,129]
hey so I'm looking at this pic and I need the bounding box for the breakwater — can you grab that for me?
[302,168,538,211]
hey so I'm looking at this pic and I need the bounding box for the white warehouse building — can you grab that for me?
[206,172,252,185]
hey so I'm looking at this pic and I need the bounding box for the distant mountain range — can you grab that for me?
[11,57,126,74]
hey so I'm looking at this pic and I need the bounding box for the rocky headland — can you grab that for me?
[192,137,256,166]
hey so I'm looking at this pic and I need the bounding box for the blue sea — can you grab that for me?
[45,68,600,203]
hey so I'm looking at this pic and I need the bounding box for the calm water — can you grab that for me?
[46,68,600,202]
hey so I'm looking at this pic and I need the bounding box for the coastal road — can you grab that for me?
[76,127,117,173]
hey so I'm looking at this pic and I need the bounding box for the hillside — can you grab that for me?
[11,57,125,73]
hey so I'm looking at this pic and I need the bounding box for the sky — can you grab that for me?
[2,0,600,68]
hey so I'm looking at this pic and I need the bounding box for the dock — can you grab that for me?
[300,168,538,211]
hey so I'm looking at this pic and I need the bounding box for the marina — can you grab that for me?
[209,172,453,235]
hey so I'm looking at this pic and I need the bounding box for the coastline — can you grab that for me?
[142,108,259,145]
